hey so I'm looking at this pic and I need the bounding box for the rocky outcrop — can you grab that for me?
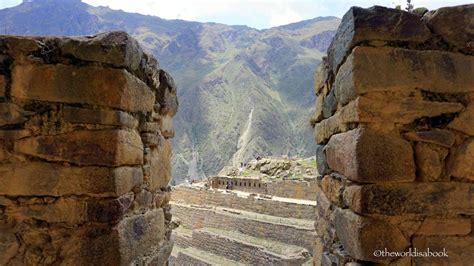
[0,32,177,265]
[312,5,474,265]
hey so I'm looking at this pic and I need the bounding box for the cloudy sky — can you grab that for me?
[0,0,471,29]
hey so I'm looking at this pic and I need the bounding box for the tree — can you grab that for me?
[405,0,414,12]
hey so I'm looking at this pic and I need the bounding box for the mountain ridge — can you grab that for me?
[0,0,340,184]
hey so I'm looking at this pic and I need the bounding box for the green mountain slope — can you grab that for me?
[0,0,340,184]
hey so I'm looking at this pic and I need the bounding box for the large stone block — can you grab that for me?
[334,47,474,105]
[414,142,449,181]
[0,75,5,98]
[325,128,415,183]
[11,64,155,112]
[150,139,172,190]
[313,94,463,144]
[61,31,144,72]
[335,208,409,263]
[54,202,167,265]
[159,115,175,138]
[156,70,178,117]
[0,102,31,127]
[15,129,143,167]
[416,218,471,236]
[423,4,474,53]
[0,223,19,265]
[62,106,138,128]
[413,236,474,265]
[403,129,455,148]
[0,162,142,197]
[344,95,463,125]
[116,209,166,263]
[7,194,134,224]
[448,101,474,136]
[450,138,474,181]
[327,6,430,73]
[344,182,474,216]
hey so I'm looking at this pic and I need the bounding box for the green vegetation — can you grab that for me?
[0,1,340,184]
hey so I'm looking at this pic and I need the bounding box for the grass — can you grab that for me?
[299,158,317,168]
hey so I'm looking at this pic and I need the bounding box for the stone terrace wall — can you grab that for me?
[172,185,316,220]
[172,204,315,251]
[266,179,318,200]
[0,32,177,265]
[312,5,474,265]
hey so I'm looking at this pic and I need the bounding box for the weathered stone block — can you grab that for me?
[417,218,471,236]
[61,31,145,73]
[313,94,462,144]
[344,182,474,216]
[450,138,474,181]
[321,175,343,206]
[8,194,134,224]
[403,129,455,148]
[157,70,178,116]
[159,115,175,138]
[325,128,415,183]
[11,64,155,112]
[141,132,161,147]
[116,209,166,263]
[0,162,142,197]
[0,223,19,265]
[62,106,138,128]
[322,90,337,119]
[448,101,474,136]
[342,94,463,124]
[141,122,160,133]
[15,129,143,167]
[0,102,31,127]
[328,6,430,73]
[334,47,474,105]
[313,112,349,144]
[150,139,172,190]
[413,236,474,265]
[335,208,409,263]
[423,4,474,53]
[0,75,6,98]
[314,59,329,95]
[414,142,449,181]
[313,94,324,124]
[60,226,122,265]
[316,144,329,175]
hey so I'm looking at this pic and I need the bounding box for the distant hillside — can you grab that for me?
[0,0,340,184]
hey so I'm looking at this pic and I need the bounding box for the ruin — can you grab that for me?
[0,32,177,265]
[0,3,473,265]
[169,158,318,265]
[312,4,474,265]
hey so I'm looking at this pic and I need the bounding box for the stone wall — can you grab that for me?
[0,32,177,265]
[172,185,316,220]
[312,5,474,265]
[266,179,318,200]
[210,176,318,200]
[172,203,315,252]
[210,176,266,194]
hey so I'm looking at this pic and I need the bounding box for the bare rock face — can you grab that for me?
[312,4,474,265]
[0,32,177,265]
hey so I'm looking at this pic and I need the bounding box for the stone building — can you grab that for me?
[0,32,177,265]
[312,4,474,265]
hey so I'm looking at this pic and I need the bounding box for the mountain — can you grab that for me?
[0,0,340,184]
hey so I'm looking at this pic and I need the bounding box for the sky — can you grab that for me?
[0,0,471,29]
